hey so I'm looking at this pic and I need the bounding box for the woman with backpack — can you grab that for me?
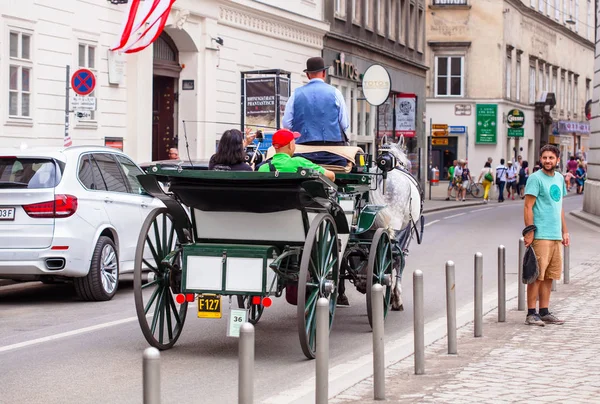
[478,161,494,203]
[518,160,529,199]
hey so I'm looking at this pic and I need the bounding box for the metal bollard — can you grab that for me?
[498,246,506,323]
[552,279,557,291]
[564,245,570,284]
[143,347,161,404]
[371,284,385,400]
[474,252,483,337]
[413,270,425,375]
[316,298,329,404]
[239,323,255,404]
[517,238,526,311]
[445,261,457,354]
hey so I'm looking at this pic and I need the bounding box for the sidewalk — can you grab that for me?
[331,257,600,404]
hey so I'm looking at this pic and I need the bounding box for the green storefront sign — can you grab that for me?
[507,128,524,137]
[475,104,497,144]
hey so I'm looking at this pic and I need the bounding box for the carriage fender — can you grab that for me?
[355,205,385,234]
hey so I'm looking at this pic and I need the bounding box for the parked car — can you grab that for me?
[0,146,163,301]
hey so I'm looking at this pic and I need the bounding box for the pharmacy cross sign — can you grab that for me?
[71,68,96,96]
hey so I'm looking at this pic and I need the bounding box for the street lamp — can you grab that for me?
[565,15,576,25]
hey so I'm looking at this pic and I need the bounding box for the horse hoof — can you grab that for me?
[391,304,404,312]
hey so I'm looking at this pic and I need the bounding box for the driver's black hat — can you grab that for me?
[304,57,329,73]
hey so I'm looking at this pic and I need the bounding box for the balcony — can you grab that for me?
[430,0,470,9]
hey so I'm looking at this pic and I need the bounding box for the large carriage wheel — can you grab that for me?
[366,228,394,329]
[297,213,339,359]
[134,208,188,350]
[237,295,264,325]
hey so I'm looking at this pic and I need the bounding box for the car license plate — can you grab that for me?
[0,208,15,221]
[197,294,222,319]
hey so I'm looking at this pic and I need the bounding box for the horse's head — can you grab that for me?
[380,136,410,169]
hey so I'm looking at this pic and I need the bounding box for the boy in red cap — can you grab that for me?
[258,129,335,181]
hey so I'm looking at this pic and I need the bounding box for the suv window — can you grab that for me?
[78,155,107,191]
[115,155,146,195]
[0,158,62,189]
[92,153,128,193]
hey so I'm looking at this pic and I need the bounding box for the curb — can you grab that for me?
[570,210,600,228]
[423,201,485,214]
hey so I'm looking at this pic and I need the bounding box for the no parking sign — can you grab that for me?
[71,68,96,96]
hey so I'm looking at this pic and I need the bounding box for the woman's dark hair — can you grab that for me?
[522,160,529,169]
[212,129,245,165]
[484,162,491,168]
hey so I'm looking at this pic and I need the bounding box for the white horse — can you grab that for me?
[370,139,423,311]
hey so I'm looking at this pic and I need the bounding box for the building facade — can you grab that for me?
[323,0,427,179]
[425,0,594,179]
[0,0,329,162]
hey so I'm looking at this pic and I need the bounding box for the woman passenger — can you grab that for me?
[208,129,255,171]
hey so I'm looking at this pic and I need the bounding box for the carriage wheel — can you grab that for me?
[134,208,188,350]
[297,213,339,359]
[366,228,394,329]
[237,295,264,325]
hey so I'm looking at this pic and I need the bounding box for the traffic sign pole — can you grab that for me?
[64,65,70,147]
[428,118,432,201]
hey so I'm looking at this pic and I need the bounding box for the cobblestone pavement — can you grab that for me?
[331,257,600,404]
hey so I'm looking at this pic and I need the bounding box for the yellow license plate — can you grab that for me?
[197,294,222,319]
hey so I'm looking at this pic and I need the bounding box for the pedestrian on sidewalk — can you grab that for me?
[477,161,494,203]
[523,144,569,326]
[566,156,578,190]
[445,159,458,201]
[506,161,518,200]
[452,160,464,201]
[495,159,507,202]
[575,163,586,194]
[518,160,529,198]
[458,160,472,201]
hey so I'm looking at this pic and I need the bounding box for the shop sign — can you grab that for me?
[507,128,524,137]
[107,50,125,85]
[475,104,497,144]
[449,126,466,134]
[432,138,449,146]
[432,130,447,137]
[244,77,277,132]
[432,124,448,130]
[395,93,416,138]
[333,53,360,82]
[454,104,472,116]
[506,109,525,128]
[557,120,590,134]
[362,64,391,106]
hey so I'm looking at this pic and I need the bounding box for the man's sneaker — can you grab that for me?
[540,312,565,325]
[336,294,350,307]
[525,313,545,326]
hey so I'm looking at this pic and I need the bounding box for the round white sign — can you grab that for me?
[361,64,391,106]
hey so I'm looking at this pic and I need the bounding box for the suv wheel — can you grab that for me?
[74,236,119,301]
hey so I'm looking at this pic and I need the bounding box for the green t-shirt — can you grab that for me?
[524,170,567,240]
[448,165,455,179]
[258,153,326,175]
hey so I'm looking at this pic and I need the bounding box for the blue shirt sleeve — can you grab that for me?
[524,174,539,197]
[334,88,350,133]
[282,91,295,130]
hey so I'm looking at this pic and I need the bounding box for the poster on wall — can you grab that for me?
[395,93,416,138]
[377,97,394,138]
[244,77,277,133]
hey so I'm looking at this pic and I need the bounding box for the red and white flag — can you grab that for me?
[111,0,176,54]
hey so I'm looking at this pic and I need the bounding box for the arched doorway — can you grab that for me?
[152,32,181,161]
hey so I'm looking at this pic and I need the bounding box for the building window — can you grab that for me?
[531,0,535,7]
[529,65,536,104]
[352,0,361,24]
[538,65,543,95]
[399,0,406,44]
[377,0,384,34]
[417,8,424,53]
[432,0,467,4]
[505,50,512,99]
[538,0,545,13]
[435,56,464,97]
[574,76,578,116]
[78,43,97,120]
[389,0,396,40]
[9,31,32,118]
[575,0,579,32]
[586,78,591,102]
[335,0,346,18]
[561,71,565,114]
[555,0,561,20]
[408,2,415,49]
[588,0,592,39]
[516,55,521,102]
[545,65,550,91]
[365,0,373,29]
[552,68,558,95]
[564,0,569,24]
[567,74,572,114]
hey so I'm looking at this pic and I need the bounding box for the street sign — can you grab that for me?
[74,110,92,119]
[507,109,525,128]
[449,126,467,134]
[432,138,449,146]
[432,124,448,130]
[475,104,497,144]
[71,96,97,110]
[432,130,448,137]
[71,68,96,96]
[507,128,524,137]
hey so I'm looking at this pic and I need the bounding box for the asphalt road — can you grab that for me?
[0,195,597,404]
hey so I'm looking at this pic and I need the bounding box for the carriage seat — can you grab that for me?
[266,145,365,173]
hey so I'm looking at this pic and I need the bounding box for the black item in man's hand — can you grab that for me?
[522,246,539,284]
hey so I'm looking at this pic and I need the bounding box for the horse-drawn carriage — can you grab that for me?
[133,143,424,359]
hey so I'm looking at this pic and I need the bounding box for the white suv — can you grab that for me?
[0,146,163,301]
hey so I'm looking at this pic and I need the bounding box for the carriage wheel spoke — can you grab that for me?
[145,236,161,268]
[167,290,182,326]
[142,279,160,290]
[167,224,175,253]
[142,259,160,274]
[150,287,165,334]
[158,289,166,344]
[324,257,338,278]
[319,222,330,273]
[153,220,163,259]
[164,289,174,341]
[162,214,168,256]
[144,284,162,314]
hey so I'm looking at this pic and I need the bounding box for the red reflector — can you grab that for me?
[185,293,195,302]
[51,246,69,250]
[23,195,78,218]
[262,297,272,308]
[175,294,185,304]
[251,296,261,305]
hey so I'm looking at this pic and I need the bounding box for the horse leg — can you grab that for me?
[391,257,404,311]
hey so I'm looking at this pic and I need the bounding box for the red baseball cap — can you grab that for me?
[272,129,301,149]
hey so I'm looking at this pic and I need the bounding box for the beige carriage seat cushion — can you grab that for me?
[321,162,353,173]
[266,145,364,165]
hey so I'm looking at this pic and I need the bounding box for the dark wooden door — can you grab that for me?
[152,75,175,161]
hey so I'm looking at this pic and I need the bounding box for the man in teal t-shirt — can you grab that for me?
[523,145,569,327]
[258,129,335,181]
